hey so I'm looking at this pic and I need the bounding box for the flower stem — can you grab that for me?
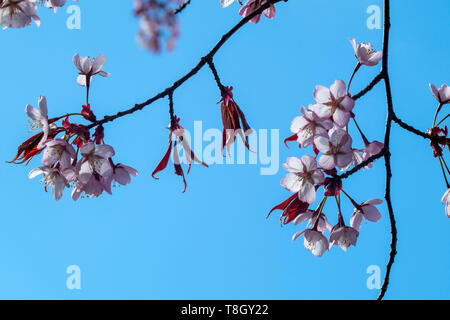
[435,113,450,127]
[438,157,450,188]
[352,117,370,145]
[347,62,361,95]
[432,103,444,128]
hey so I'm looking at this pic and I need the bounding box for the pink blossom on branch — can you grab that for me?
[430,83,450,105]
[239,0,275,24]
[349,38,383,67]
[311,80,355,128]
[280,155,324,204]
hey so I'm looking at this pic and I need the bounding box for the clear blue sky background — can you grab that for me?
[0,0,448,299]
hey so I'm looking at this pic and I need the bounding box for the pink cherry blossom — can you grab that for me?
[239,0,275,24]
[281,155,325,204]
[430,83,450,104]
[363,140,384,158]
[112,163,139,186]
[314,128,353,170]
[292,210,332,234]
[350,199,383,230]
[73,53,110,87]
[311,80,355,127]
[0,0,40,29]
[29,166,75,201]
[292,229,329,257]
[42,138,76,169]
[329,224,359,251]
[441,189,450,218]
[287,105,333,148]
[349,39,383,66]
[25,95,50,150]
[72,142,115,200]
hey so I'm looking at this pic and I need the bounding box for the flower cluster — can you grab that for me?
[220,0,275,23]
[9,54,137,201]
[269,39,384,257]
[426,82,450,218]
[134,0,181,53]
[0,0,76,29]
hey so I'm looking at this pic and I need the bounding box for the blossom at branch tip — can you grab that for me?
[29,166,75,201]
[311,80,355,128]
[219,86,253,155]
[42,138,76,169]
[45,0,74,12]
[152,116,208,193]
[349,39,382,66]
[430,83,450,105]
[350,199,383,230]
[0,0,40,29]
[441,189,450,218]
[25,95,50,149]
[292,229,329,257]
[239,0,275,24]
[73,53,110,87]
[292,210,332,234]
[284,105,332,148]
[329,221,359,252]
[314,128,353,170]
[280,155,324,204]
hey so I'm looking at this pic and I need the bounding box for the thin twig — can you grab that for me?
[87,0,286,130]
[174,0,191,15]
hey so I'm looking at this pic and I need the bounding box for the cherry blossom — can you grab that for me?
[0,0,40,29]
[111,163,139,186]
[26,95,50,149]
[134,0,180,53]
[314,128,353,170]
[430,83,450,105]
[349,39,383,67]
[292,210,332,234]
[284,105,332,148]
[73,54,110,87]
[292,229,329,257]
[29,166,74,201]
[329,221,359,252]
[350,199,383,230]
[312,80,355,128]
[72,142,115,200]
[239,0,275,24]
[280,155,324,204]
[441,188,450,218]
[42,138,76,169]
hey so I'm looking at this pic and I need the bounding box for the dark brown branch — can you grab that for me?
[392,115,433,140]
[352,72,383,101]
[174,0,191,15]
[377,0,397,301]
[87,0,287,130]
[339,147,387,180]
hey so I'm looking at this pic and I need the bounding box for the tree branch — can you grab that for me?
[352,72,383,101]
[377,0,397,301]
[174,0,191,15]
[87,0,287,130]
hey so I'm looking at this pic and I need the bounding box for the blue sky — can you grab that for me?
[0,0,448,299]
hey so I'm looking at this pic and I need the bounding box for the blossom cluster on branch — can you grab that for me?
[268,39,385,257]
[10,54,137,201]
[0,0,76,29]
